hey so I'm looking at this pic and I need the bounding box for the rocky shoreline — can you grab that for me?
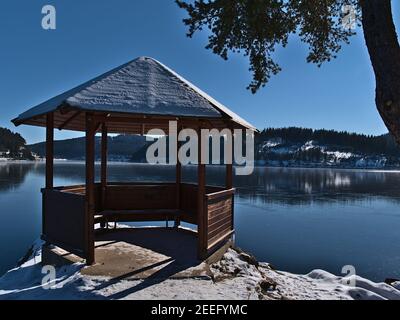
[1,240,400,300]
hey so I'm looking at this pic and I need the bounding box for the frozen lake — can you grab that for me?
[1,162,400,282]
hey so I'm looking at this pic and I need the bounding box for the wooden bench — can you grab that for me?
[94,184,184,228]
[95,209,183,228]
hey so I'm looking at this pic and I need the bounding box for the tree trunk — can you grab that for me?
[361,0,400,143]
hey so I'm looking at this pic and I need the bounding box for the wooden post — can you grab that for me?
[197,127,207,259]
[45,113,54,189]
[226,128,235,235]
[101,123,108,210]
[176,125,182,209]
[85,113,96,265]
[226,165,233,189]
[43,113,54,240]
[176,160,181,206]
[226,128,233,189]
[175,127,182,228]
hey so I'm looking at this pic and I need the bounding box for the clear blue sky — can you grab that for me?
[0,0,399,143]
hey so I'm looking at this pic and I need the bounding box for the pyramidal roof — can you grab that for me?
[12,57,256,130]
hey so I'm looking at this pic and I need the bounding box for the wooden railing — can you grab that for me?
[205,188,235,251]
[42,183,235,261]
[42,187,87,258]
[104,183,177,210]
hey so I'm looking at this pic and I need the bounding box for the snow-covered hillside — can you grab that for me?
[257,139,391,169]
[1,240,399,300]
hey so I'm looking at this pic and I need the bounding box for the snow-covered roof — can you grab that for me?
[12,57,256,131]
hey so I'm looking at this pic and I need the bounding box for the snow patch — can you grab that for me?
[1,244,399,300]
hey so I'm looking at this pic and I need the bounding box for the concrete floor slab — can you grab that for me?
[81,228,213,280]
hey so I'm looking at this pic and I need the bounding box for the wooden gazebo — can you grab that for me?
[12,57,256,264]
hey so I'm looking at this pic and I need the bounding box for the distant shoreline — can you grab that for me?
[2,158,400,172]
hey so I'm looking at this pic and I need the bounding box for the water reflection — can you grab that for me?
[234,167,400,205]
[0,163,36,191]
[3,162,400,204]
[1,162,400,281]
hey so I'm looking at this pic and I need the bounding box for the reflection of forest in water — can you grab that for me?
[234,167,400,205]
[0,163,36,191]
[1,163,400,205]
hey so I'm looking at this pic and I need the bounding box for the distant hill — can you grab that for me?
[0,127,34,160]
[256,127,400,168]
[29,135,148,161]
[27,127,400,168]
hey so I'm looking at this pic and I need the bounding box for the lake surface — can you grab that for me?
[1,162,400,282]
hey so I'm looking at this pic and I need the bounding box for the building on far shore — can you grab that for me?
[0,148,10,158]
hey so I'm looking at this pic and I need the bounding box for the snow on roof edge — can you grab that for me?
[12,56,257,131]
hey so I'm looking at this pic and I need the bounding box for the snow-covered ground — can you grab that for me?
[0,240,399,300]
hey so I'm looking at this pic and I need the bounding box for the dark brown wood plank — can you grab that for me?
[22,110,238,134]
[208,208,232,221]
[85,113,96,265]
[208,201,232,216]
[45,113,54,189]
[208,219,232,239]
[180,184,198,224]
[176,124,181,209]
[105,185,177,210]
[226,128,233,189]
[42,189,86,256]
[208,230,235,251]
[62,187,86,194]
[226,164,233,189]
[101,123,108,210]
[208,225,233,245]
[197,127,207,259]
[207,199,233,217]
[208,214,232,233]
[180,210,198,224]
[58,111,81,130]
[205,185,225,194]
[208,212,232,228]
[208,210,232,226]
[206,188,235,201]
